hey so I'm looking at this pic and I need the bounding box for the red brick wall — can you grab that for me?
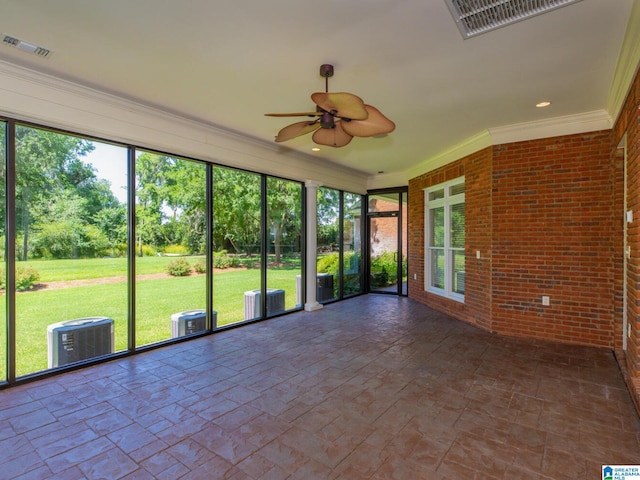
[408,132,618,348]
[615,65,640,381]
[491,131,615,346]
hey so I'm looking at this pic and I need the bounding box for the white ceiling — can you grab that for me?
[0,0,635,180]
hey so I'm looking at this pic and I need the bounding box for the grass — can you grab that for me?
[0,257,302,378]
[20,255,185,281]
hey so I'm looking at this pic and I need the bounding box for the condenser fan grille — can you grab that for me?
[445,0,582,38]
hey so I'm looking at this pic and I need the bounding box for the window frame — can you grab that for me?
[424,176,465,302]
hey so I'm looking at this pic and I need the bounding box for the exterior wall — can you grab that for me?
[613,61,640,408]
[367,197,408,259]
[409,131,618,349]
[491,131,615,346]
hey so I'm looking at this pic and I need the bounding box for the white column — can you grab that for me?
[305,180,323,312]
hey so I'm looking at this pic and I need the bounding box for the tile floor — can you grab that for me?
[1,295,639,479]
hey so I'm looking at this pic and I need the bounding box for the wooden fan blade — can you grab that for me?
[265,112,320,117]
[341,105,395,138]
[275,120,320,142]
[312,121,353,147]
[311,92,368,120]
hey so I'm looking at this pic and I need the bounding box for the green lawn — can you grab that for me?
[21,255,189,281]
[0,257,302,378]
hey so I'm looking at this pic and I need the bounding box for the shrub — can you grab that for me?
[138,244,157,257]
[317,252,339,275]
[16,267,41,291]
[0,265,41,291]
[213,250,242,269]
[193,258,207,274]
[166,258,192,276]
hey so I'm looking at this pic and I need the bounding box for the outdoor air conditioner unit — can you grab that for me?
[171,309,216,338]
[316,273,334,302]
[244,288,285,320]
[295,273,335,305]
[47,317,114,368]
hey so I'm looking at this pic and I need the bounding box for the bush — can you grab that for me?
[166,258,192,276]
[16,267,41,291]
[138,244,157,257]
[213,250,242,269]
[193,258,207,274]
[317,252,339,275]
[0,265,41,291]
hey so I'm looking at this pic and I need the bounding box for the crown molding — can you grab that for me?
[405,130,492,180]
[488,110,612,145]
[607,0,640,120]
[0,59,369,193]
[405,110,613,181]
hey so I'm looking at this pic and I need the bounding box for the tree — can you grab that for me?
[134,152,207,255]
[267,177,301,265]
[213,167,261,255]
[15,126,95,260]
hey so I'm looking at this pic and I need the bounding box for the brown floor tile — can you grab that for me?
[0,295,638,479]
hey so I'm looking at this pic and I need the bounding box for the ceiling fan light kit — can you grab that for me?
[265,64,395,147]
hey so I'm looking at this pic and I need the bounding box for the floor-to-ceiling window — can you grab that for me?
[343,192,364,297]
[317,187,340,302]
[212,166,262,325]
[0,115,364,386]
[14,127,129,375]
[316,188,365,301]
[134,150,208,346]
[266,177,302,316]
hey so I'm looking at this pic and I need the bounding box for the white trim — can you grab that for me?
[607,0,640,121]
[406,131,491,180]
[424,177,465,301]
[0,60,369,193]
[488,110,612,145]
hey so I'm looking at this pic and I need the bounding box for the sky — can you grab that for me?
[85,141,128,203]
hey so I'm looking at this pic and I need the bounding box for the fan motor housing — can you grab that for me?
[320,64,334,78]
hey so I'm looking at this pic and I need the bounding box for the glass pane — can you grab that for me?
[450,183,465,196]
[429,189,444,201]
[430,249,445,289]
[266,177,302,316]
[316,187,339,303]
[452,249,465,295]
[135,151,206,346]
[212,167,261,325]
[370,216,398,291]
[429,206,445,247]
[0,122,5,382]
[451,203,465,248]
[368,192,399,212]
[15,127,128,375]
[343,192,362,296]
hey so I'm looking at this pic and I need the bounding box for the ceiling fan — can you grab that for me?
[265,64,395,148]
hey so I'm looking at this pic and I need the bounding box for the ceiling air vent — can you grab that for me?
[2,33,52,58]
[445,0,583,39]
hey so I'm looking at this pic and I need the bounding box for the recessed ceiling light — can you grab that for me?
[536,101,552,108]
[311,147,320,152]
